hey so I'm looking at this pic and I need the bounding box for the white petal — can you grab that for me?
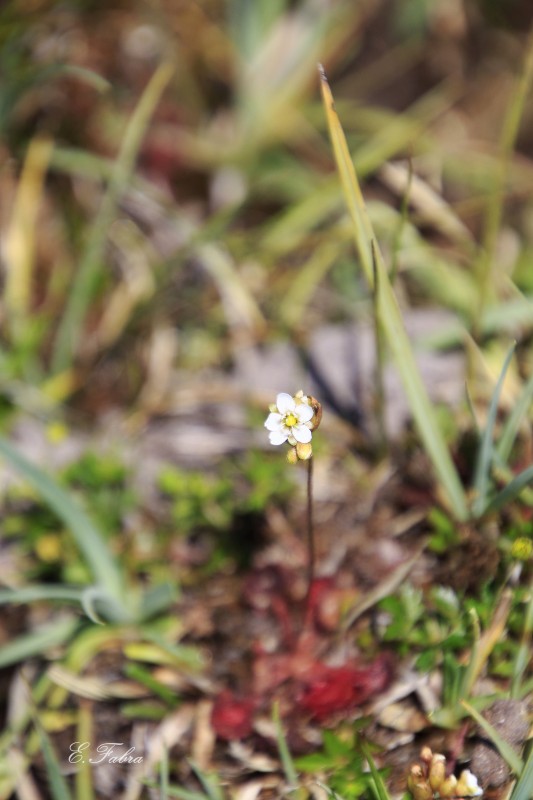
[296,404,313,423]
[276,393,295,414]
[292,424,312,443]
[269,429,288,445]
[264,412,283,431]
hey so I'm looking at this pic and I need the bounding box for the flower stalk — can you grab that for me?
[265,391,322,613]
[306,455,315,603]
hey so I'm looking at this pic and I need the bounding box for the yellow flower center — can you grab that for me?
[284,413,298,428]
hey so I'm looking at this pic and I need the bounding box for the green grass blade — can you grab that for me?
[160,747,170,800]
[189,762,224,800]
[141,629,204,671]
[360,740,392,800]
[0,585,84,604]
[511,745,533,800]
[496,369,533,465]
[471,343,516,517]
[0,436,124,602]
[0,617,78,668]
[34,717,74,800]
[512,585,533,698]
[124,663,178,707]
[461,700,523,775]
[273,701,299,788]
[319,66,468,520]
[76,702,95,800]
[485,463,533,516]
[52,62,174,373]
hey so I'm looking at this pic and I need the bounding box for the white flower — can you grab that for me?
[265,392,314,446]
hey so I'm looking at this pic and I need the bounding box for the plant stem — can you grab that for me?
[305,456,315,615]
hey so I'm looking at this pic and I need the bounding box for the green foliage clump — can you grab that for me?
[296,728,387,800]
[157,451,294,535]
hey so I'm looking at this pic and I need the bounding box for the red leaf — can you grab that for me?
[211,690,256,741]
[299,655,393,722]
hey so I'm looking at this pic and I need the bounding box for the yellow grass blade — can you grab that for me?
[4,136,53,321]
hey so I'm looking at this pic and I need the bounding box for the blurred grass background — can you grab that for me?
[1,0,533,422]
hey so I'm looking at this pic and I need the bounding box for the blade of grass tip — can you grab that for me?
[52,62,174,374]
[0,436,124,604]
[51,65,111,94]
[510,745,533,800]
[81,585,129,625]
[319,65,468,521]
[461,700,523,776]
[471,343,516,518]
[496,369,533,466]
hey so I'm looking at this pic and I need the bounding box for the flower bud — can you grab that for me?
[407,766,433,800]
[429,753,446,792]
[296,442,313,461]
[439,775,458,797]
[286,447,298,465]
[308,395,322,431]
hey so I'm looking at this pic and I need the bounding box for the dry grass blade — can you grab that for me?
[52,62,174,374]
[4,136,53,323]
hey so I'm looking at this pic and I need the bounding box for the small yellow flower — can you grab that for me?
[511,537,532,561]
